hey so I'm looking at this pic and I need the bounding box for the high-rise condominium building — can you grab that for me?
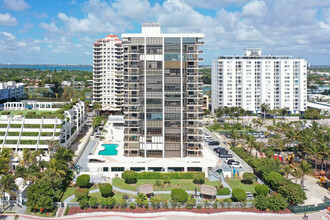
[212,49,307,113]
[122,23,204,158]
[93,35,123,112]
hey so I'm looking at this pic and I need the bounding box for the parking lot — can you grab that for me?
[203,128,253,177]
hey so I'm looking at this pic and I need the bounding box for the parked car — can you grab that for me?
[209,141,220,146]
[225,159,237,165]
[229,162,242,168]
[214,147,228,153]
[219,154,233,158]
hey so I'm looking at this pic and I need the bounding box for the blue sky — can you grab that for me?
[0,0,330,65]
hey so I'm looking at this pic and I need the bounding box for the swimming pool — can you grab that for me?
[98,144,118,156]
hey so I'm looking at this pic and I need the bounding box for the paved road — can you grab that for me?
[76,139,98,170]
[3,209,329,220]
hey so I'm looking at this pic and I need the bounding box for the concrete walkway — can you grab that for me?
[76,139,99,170]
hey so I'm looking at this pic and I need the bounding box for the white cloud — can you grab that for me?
[0,13,18,26]
[242,0,267,17]
[40,22,59,32]
[3,0,30,11]
[20,23,34,33]
[185,0,248,9]
[0,32,16,41]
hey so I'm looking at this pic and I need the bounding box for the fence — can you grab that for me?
[288,196,330,213]
[54,201,254,209]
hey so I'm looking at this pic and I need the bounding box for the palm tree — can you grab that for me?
[285,127,300,154]
[46,159,67,181]
[317,136,329,171]
[291,167,304,184]
[244,134,256,153]
[280,107,289,119]
[215,107,224,122]
[281,164,292,179]
[0,148,12,174]
[299,160,311,187]
[46,139,59,156]
[260,103,270,121]
[18,149,33,168]
[0,174,18,209]
[306,144,320,174]
[93,102,102,116]
[230,129,240,147]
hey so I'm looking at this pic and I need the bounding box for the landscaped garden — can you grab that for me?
[226,178,258,194]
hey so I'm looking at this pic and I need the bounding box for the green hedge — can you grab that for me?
[5,140,18,144]
[24,124,40,128]
[217,187,231,195]
[0,132,5,136]
[7,132,20,136]
[0,124,8,128]
[135,172,203,179]
[10,124,22,128]
[20,140,37,145]
[232,188,247,202]
[77,174,90,188]
[171,188,188,203]
[42,124,55,128]
[21,132,39,136]
[41,132,54,136]
[1,111,10,115]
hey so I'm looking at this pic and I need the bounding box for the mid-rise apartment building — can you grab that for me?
[93,35,123,112]
[0,81,25,101]
[122,23,204,158]
[212,49,307,113]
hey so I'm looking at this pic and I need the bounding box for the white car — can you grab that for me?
[229,162,242,168]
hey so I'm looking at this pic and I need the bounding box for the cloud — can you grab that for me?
[242,0,267,17]
[3,0,30,11]
[20,23,34,33]
[0,13,18,26]
[40,22,59,32]
[0,32,16,41]
[185,0,248,9]
[34,12,48,19]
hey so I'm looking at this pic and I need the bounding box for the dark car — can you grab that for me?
[219,154,233,158]
[213,147,227,153]
[226,159,236,164]
[209,141,220,146]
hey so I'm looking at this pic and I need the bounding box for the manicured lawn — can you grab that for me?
[0,110,54,116]
[71,190,135,202]
[25,209,55,217]
[61,186,76,202]
[112,178,222,192]
[225,178,259,193]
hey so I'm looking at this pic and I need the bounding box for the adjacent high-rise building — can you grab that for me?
[212,49,307,113]
[93,35,123,112]
[122,23,204,158]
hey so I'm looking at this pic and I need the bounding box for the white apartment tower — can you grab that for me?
[212,49,307,113]
[122,23,204,158]
[93,35,123,112]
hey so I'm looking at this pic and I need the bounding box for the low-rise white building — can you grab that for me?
[0,81,25,101]
[0,101,86,168]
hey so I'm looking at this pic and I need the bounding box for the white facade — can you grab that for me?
[0,101,86,155]
[212,49,307,113]
[93,35,123,111]
[0,81,24,101]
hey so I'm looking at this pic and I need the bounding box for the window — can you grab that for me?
[103,167,109,172]
[111,167,125,172]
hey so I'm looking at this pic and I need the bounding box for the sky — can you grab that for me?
[0,0,330,65]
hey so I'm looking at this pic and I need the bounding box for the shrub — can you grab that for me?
[278,183,306,205]
[192,172,205,184]
[1,111,10,115]
[268,193,288,212]
[231,188,247,202]
[217,187,231,195]
[155,180,162,187]
[197,203,202,209]
[185,198,196,210]
[254,195,269,211]
[76,174,90,188]
[99,183,113,198]
[242,172,255,184]
[129,202,136,209]
[213,200,218,209]
[255,185,269,196]
[122,170,137,184]
[150,197,161,209]
[99,198,107,208]
[171,189,188,203]
[135,172,201,179]
[74,188,89,201]
[136,193,147,208]
[119,198,127,209]
[163,175,170,184]
[106,197,116,209]
[79,196,89,209]
[143,200,149,209]
[89,197,98,208]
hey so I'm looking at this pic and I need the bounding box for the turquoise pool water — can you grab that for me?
[98,144,118,156]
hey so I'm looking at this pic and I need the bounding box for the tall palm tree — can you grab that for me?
[0,148,12,174]
[260,103,270,121]
[0,174,18,209]
[244,134,256,153]
[18,149,33,168]
[299,160,311,187]
[230,129,240,147]
[306,144,320,174]
[285,127,300,154]
[291,167,304,184]
[280,107,289,119]
[93,102,102,116]
[215,107,224,122]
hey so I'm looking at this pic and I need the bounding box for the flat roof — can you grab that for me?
[307,102,330,110]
